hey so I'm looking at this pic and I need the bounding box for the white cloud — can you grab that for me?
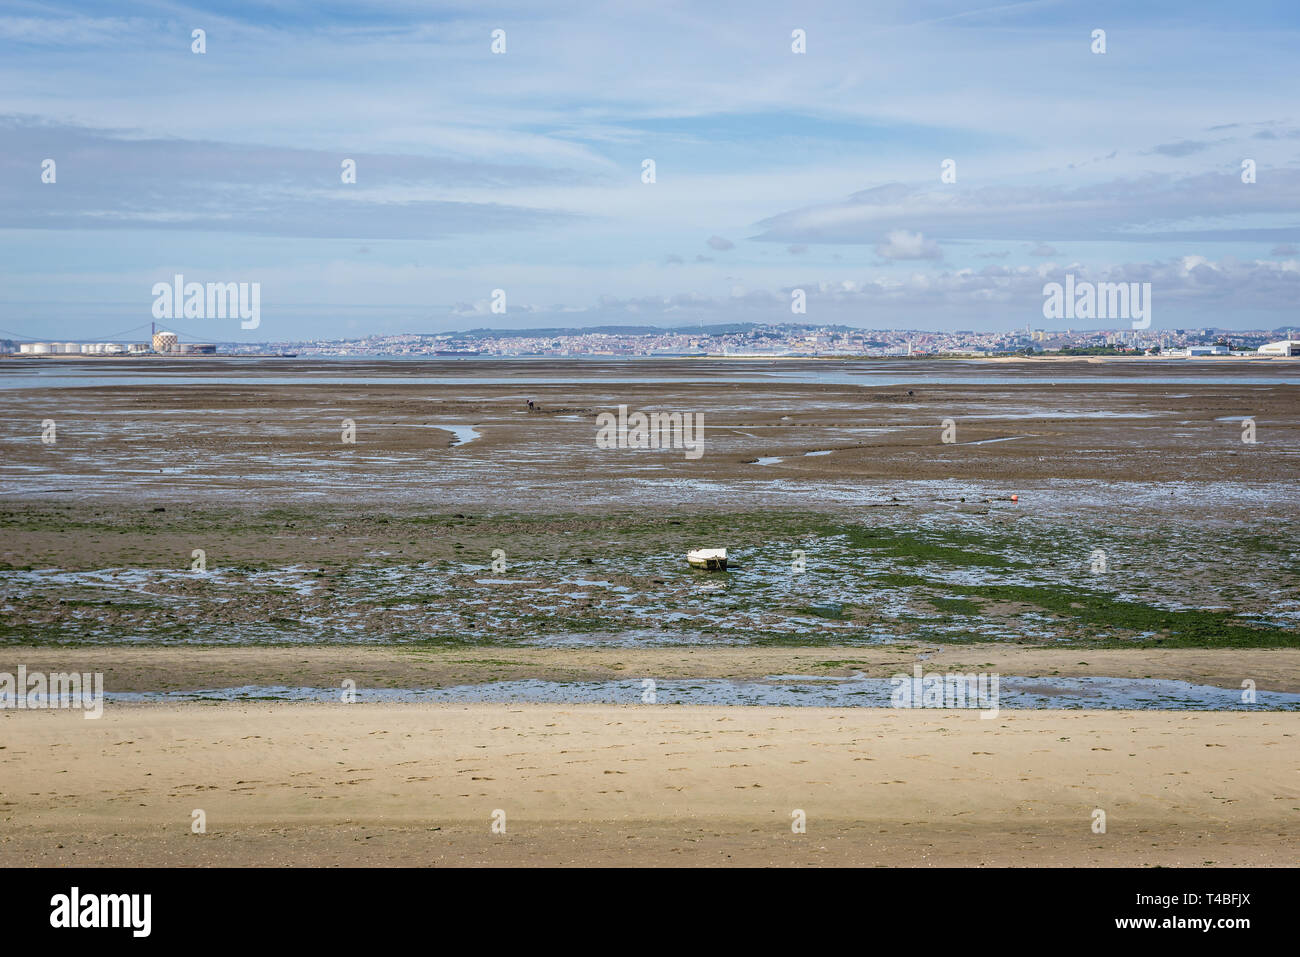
[874,230,942,261]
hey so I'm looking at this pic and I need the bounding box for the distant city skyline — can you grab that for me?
[6,320,1276,359]
[9,319,1295,348]
[3,1,1299,340]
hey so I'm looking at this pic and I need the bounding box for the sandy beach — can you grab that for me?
[2,701,1294,867]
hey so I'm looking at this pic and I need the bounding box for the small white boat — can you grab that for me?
[687,547,727,571]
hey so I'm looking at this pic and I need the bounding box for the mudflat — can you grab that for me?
[1,356,1296,509]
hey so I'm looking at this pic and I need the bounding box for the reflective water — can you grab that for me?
[105,675,1300,710]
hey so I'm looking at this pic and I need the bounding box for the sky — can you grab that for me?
[2,0,1299,342]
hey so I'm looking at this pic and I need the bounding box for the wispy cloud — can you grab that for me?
[753,170,1300,245]
[0,116,584,238]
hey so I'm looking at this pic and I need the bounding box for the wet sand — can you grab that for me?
[2,702,1294,867]
[6,644,1300,693]
[1,357,1296,512]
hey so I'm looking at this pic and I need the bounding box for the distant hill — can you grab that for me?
[444,322,855,340]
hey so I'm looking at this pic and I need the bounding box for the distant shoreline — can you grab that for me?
[3,351,1296,363]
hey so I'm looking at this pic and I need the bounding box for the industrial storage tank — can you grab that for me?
[152,331,178,353]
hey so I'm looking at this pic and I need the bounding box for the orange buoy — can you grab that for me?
[1010,494,1019,502]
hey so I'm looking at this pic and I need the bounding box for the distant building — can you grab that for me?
[1257,339,1300,356]
[152,331,179,353]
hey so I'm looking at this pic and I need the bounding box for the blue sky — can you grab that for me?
[2,0,1299,341]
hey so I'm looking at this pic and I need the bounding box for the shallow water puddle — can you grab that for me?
[107,675,1300,710]
[961,435,1032,446]
[427,424,481,445]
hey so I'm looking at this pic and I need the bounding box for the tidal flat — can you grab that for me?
[1,358,1296,657]
[2,357,1297,868]
[1,506,1296,649]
